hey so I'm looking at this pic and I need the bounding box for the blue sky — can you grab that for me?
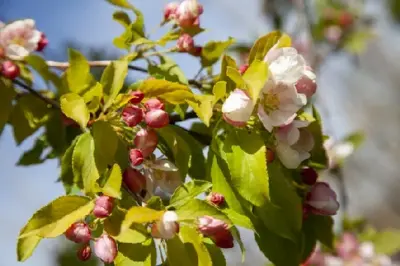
[0,1,269,265]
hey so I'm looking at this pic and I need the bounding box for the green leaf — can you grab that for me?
[158,125,206,180]
[72,132,100,194]
[65,49,93,94]
[186,95,215,127]
[113,11,131,28]
[170,180,212,208]
[343,131,365,149]
[179,226,212,266]
[242,60,269,102]
[92,121,119,173]
[226,66,246,89]
[102,164,123,198]
[122,207,164,231]
[104,208,148,244]
[10,94,50,145]
[19,196,94,238]
[204,240,226,266]
[166,236,195,266]
[138,79,194,104]
[148,56,188,85]
[17,136,47,166]
[158,30,180,46]
[17,234,42,262]
[60,93,90,129]
[212,81,226,105]
[146,196,165,211]
[106,0,132,9]
[25,54,63,92]
[115,239,156,266]
[308,106,328,168]
[82,82,103,113]
[305,215,334,249]
[60,137,80,194]
[175,199,231,224]
[17,62,33,86]
[0,79,16,132]
[201,37,235,67]
[45,110,67,156]
[231,226,246,262]
[102,60,129,111]
[369,229,400,255]
[220,55,237,93]
[248,31,292,63]
[223,130,269,206]
[222,208,254,230]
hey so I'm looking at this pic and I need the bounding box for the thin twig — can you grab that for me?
[13,79,60,109]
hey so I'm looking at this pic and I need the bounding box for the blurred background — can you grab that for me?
[2,0,400,265]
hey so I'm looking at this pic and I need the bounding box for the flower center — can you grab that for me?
[11,37,26,46]
[263,92,280,113]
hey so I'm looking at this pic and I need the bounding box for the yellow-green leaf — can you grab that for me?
[248,31,292,63]
[102,164,123,199]
[113,10,131,28]
[102,60,129,111]
[212,81,226,105]
[106,0,132,8]
[60,93,90,129]
[18,196,94,238]
[179,226,212,266]
[65,49,92,94]
[122,207,164,231]
[187,95,214,127]
[201,37,235,67]
[139,79,194,104]
[226,67,246,89]
[82,82,103,113]
[0,79,16,132]
[17,234,41,262]
[242,59,269,102]
[92,121,119,173]
[170,180,212,208]
[176,199,231,224]
[115,239,156,266]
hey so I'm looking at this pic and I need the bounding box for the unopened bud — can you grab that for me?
[1,60,20,80]
[338,11,354,28]
[305,182,340,216]
[190,46,202,57]
[198,216,229,236]
[94,234,118,263]
[122,105,144,127]
[151,211,179,239]
[238,64,249,75]
[206,192,225,206]
[211,229,234,249]
[144,98,165,111]
[65,222,91,243]
[266,148,275,163]
[93,196,114,218]
[129,90,145,104]
[36,32,48,52]
[176,0,204,28]
[295,74,317,98]
[164,2,179,21]
[177,34,195,53]
[123,168,146,193]
[129,148,144,166]
[301,167,318,185]
[77,245,92,261]
[134,128,158,157]
[145,109,170,128]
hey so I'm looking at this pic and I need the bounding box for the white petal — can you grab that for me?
[6,44,29,59]
[257,105,274,132]
[276,143,303,169]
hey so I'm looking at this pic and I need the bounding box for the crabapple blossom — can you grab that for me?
[94,234,118,263]
[206,192,225,206]
[221,89,254,127]
[144,109,170,128]
[93,196,114,218]
[0,19,41,59]
[164,2,179,21]
[129,90,145,104]
[144,98,165,111]
[295,66,317,98]
[36,33,48,52]
[190,46,202,56]
[258,47,309,132]
[176,33,194,52]
[151,211,179,239]
[122,105,143,127]
[77,245,92,261]
[65,222,91,243]
[275,120,314,169]
[134,128,158,157]
[175,0,203,28]
[336,232,359,260]
[211,229,234,249]
[305,182,340,216]
[123,168,146,193]
[198,216,228,236]
[129,148,144,166]
[1,60,20,79]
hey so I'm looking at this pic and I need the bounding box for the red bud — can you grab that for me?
[65,222,91,243]
[190,46,202,57]
[1,60,20,80]
[206,192,225,206]
[134,128,158,157]
[93,196,114,218]
[164,2,179,21]
[301,167,318,185]
[122,105,144,127]
[211,229,234,249]
[129,148,144,166]
[130,91,145,104]
[123,168,146,193]
[77,245,92,261]
[94,234,118,263]
[36,32,48,52]
[144,109,170,128]
[238,64,249,75]
[177,33,195,53]
[338,11,354,28]
[144,98,165,111]
[266,148,275,163]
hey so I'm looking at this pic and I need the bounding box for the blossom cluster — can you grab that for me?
[0,19,48,79]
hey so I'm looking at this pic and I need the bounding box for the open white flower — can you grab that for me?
[0,19,41,59]
[258,47,309,132]
[275,120,314,169]
[221,89,254,127]
[151,211,179,239]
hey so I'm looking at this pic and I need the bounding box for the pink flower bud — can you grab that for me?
[93,196,114,218]
[238,64,249,75]
[198,216,229,236]
[301,167,318,185]
[77,245,92,261]
[338,11,354,28]
[144,98,165,111]
[123,168,146,193]
[190,46,202,57]
[222,89,254,127]
[336,233,359,260]
[65,222,91,243]
[134,128,158,157]
[129,148,144,166]
[176,0,203,28]
[1,60,20,80]
[151,211,179,239]
[295,70,317,98]
[177,33,195,53]
[206,192,225,206]
[129,90,145,104]
[122,105,144,127]
[211,229,234,249]
[145,109,170,128]
[164,2,179,21]
[94,234,118,263]
[305,182,340,216]
[36,32,48,52]
[266,148,275,163]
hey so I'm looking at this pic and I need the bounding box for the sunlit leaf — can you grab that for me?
[60,93,90,129]
[170,180,212,208]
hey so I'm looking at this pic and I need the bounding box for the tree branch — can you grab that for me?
[13,79,60,109]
